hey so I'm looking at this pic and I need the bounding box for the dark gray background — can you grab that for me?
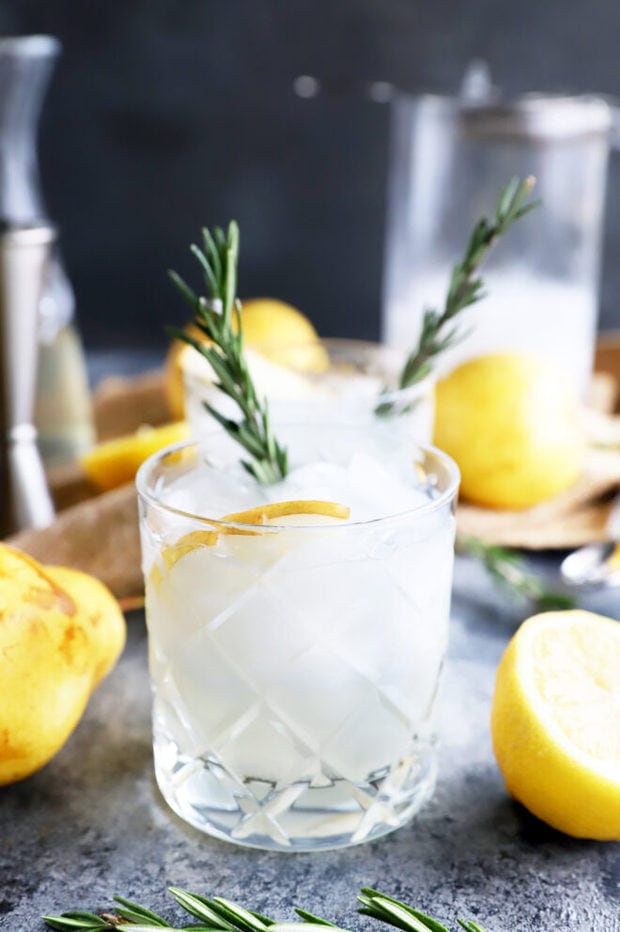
[3,0,620,351]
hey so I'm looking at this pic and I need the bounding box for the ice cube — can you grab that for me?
[346,450,429,520]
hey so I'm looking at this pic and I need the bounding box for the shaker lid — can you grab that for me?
[0,35,60,58]
[0,222,57,247]
[460,94,613,140]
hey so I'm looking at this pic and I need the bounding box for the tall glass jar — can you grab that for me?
[382,93,614,400]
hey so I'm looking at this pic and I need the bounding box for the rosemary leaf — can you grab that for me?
[41,913,112,932]
[206,897,270,932]
[293,909,339,927]
[358,890,449,932]
[167,888,235,928]
[270,926,350,932]
[358,889,488,932]
[167,270,198,311]
[190,242,219,296]
[115,926,187,932]
[202,227,222,287]
[223,223,239,328]
[113,895,170,926]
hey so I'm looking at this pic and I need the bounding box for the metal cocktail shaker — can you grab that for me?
[0,35,95,468]
[0,223,55,536]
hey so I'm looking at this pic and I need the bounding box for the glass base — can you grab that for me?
[153,730,437,852]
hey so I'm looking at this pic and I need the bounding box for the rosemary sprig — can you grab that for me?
[357,888,489,932]
[43,891,302,932]
[168,221,288,485]
[376,175,537,417]
[42,890,269,932]
[42,888,490,932]
[459,536,576,612]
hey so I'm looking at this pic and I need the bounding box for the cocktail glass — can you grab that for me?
[136,422,459,851]
[181,337,435,442]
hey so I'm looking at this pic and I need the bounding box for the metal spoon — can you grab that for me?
[560,492,620,589]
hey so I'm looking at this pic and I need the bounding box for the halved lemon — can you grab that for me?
[80,421,189,491]
[491,609,620,839]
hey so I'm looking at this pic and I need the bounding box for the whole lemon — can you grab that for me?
[165,298,327,419]
[491,610,620,840]
[433,352,584,509]
[240,298,318,350]
[164,322,204,420]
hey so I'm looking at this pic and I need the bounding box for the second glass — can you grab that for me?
[181,337,435,442]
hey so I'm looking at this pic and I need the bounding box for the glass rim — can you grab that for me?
[181,335,436,401]
[136,435,460,531]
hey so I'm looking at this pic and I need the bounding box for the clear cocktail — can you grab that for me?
[137,422,459,851]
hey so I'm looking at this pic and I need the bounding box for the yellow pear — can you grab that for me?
[0,544,125,786]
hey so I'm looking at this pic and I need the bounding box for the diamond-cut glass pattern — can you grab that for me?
[146,489,455,849]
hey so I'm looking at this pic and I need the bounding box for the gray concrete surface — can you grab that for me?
[1,557,618,931]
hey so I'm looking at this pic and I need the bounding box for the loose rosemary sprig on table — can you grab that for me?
[42,888,275,932]
[357,888,488,932]
[460,536,576,612]
[168,220,288,485]
[376,175,537,418]
[42,888,491,932]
